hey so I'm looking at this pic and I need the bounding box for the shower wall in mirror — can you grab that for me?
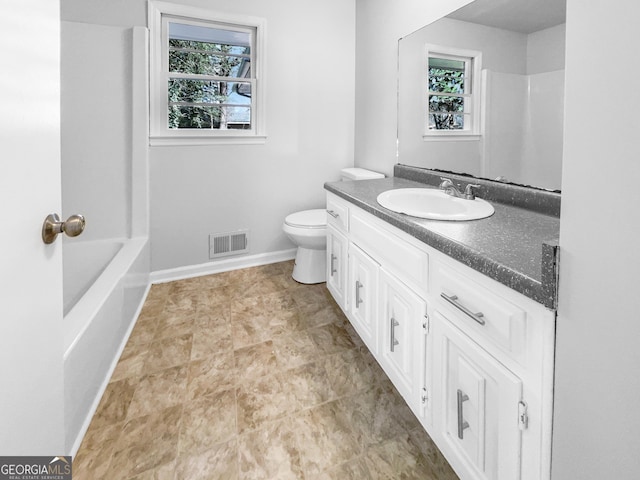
[398,0,566,190]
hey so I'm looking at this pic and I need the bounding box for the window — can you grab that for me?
[424,45,481,139]
[149,1,266,145]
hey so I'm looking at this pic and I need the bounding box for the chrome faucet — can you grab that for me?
[439,177,480,200]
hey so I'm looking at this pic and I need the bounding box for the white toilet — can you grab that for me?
[283,168,385,284]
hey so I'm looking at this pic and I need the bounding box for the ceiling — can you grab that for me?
[447,0,566,34]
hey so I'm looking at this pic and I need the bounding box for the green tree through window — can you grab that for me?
[167,22,253,130]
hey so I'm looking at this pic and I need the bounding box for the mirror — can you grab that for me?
[398,0,566,191]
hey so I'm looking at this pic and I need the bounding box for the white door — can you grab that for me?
[0,0,65,454]
[326,225,348,310]
[378,268,425,408]
[348,244,379,354]
[434,311,523,480]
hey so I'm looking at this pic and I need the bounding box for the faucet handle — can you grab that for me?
[464,184,480,199]
[439,177,454,187]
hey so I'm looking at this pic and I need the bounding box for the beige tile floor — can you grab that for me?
[73,261,459,480]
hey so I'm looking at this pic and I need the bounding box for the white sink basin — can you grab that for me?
[376,188,495,221]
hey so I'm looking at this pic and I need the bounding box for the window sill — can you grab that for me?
[422,134,481,142]
[150,135,267,147]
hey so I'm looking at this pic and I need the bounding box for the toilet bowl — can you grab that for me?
[283,168,385,284]
[283,209,327,284]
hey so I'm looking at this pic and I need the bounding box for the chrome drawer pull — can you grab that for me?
[441,293,486,326]
[390,317,400,352]
[330,254,337,276]
[355,280,363,306]
[457,389,470,439]
[327,209,339,218]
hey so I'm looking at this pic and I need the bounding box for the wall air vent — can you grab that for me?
[209,230,249,259]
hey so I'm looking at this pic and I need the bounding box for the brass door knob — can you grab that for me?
[42,213,86,244]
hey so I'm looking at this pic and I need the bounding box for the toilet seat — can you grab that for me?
[284,209,326,229]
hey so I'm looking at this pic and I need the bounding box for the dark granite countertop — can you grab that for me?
[324,167,560,309]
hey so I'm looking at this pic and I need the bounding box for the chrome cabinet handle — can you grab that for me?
[390,317,400,352]
[42,213,85,244]
[355,280,363,306]
[327,209,339,218]
[457,389,470,439]
[440,293,485,326]
[330,254,337,276]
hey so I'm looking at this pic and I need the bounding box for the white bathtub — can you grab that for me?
[63,237,149,454]
[63,239,123,316]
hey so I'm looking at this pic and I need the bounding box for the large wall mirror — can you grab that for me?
[398,0,566,191]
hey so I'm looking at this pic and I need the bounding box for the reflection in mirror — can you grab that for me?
[398,0,566,191]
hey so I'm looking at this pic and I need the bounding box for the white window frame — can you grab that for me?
[423,45,482,141]
[148,1,266,146]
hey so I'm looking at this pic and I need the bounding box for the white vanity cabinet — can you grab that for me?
[431,259,555,480]
[326,193,432,425]
[325,191,555,480]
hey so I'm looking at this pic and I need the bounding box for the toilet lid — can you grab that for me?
[284,209,327,228]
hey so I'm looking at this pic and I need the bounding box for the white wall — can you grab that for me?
[519,23,566,190]
[521,69,564,190]
[483,71,528,182]
[552,0,640,478]
[62,0,356,272]
[61,21,132,241]
[485,67,564,190]
[61,0,147,26]
[527,23,565,75]
[149,0,356,271]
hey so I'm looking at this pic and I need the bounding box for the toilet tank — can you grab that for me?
[340,167,385,181]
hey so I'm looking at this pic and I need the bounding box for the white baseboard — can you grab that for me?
[149,248,297,284]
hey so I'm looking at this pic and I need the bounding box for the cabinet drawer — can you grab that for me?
[351,211,429,297]
[326,193,349,232]
[433,261,527,365]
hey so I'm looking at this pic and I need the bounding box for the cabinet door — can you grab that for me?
[327,225,348,310]
[348,244,379,355]
[434,311,523,480]
[378,268,426,409]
